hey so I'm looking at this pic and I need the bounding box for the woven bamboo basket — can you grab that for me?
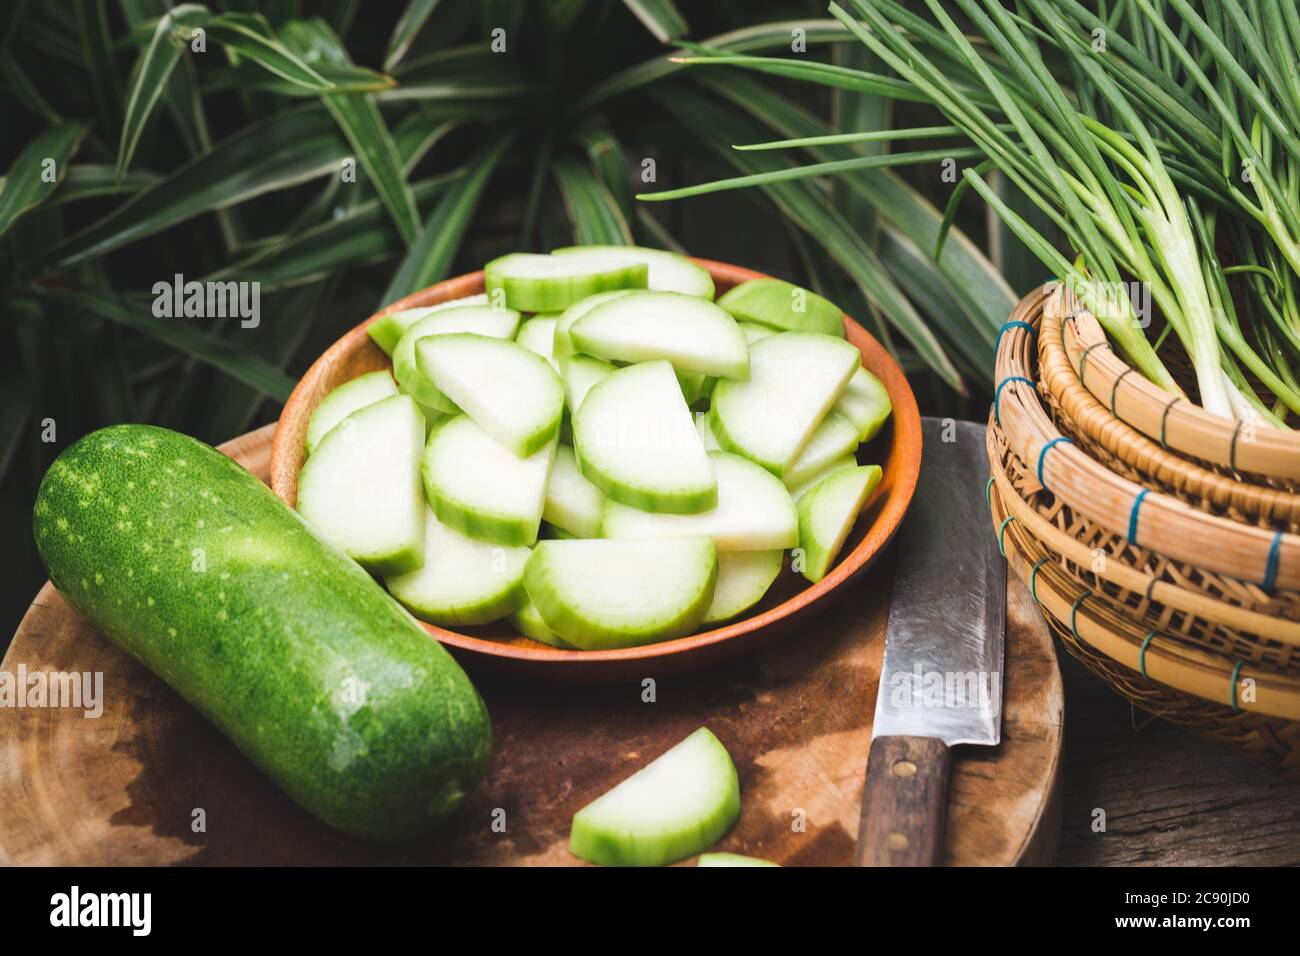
[988,425,1300,670]
[1041,294,1300,533]
[1034,296,1300,665]
[990,287,1300,772]
[994,289,1300,595]
[988,473,1300,773]
[1056,289,1300,483]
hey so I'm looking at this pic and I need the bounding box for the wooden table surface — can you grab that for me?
[1055,653,1300,866]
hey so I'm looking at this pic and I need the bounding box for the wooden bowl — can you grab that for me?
[270,259,922,681]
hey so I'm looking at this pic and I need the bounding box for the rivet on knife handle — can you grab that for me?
[855,735,953,867]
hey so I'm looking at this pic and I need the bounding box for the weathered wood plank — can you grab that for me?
[1056,654,1300,866]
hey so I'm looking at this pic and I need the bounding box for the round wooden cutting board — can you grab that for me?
[0,425,1064,866]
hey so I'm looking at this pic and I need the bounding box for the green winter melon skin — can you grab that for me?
[32,424,491,841]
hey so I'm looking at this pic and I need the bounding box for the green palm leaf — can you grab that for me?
[281,18,421,246]
[204,13,334,91]
[582,19,854,109]
[32,106,346,272]
[555,156,633,245]
[573,127,634,223]
[696,72,1015,356]
[30,287,296,400]
[382,137,513,305]
[0,122,89,239]
[211,171,464,290]
[623,0,688,44]
[203,60,396,96]
[43,165,161,206]
[117,4,211,177]
[385,0,443,71]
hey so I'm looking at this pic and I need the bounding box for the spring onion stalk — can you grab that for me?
[836,0,1300,421]
[833,0,1192,398]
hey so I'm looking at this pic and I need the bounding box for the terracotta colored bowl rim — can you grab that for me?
[271,258,923,669]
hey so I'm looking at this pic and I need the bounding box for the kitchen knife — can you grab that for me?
[855,417,1005,866]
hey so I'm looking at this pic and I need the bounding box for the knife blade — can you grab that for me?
[855,417,1005,866]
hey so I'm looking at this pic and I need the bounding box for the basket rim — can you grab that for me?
[995,288,1300,593]
[989,475,1300,720]
[985,426,1300,650]
[1056,289,1300,481]
[1040,306,1300,527]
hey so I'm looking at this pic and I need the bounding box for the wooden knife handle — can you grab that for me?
[854,735,952,867]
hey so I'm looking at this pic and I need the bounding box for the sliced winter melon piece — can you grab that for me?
[416,333,564,457]
[559,353,617,415]
[695,411,721,451]
[543,444,606,539]
[796,464,883,583]
[834,366,892,442]
[697,852,779,867]
[716,278,845,337]
[739,321,776,345]
[710,332,860,476]
[297,394,425,576]
[516,315,560,372]
[524,537,717,650]
[602,451,797,552]
[485,252,647,312]
[510,596,573,648]
[305,370,398,455]
[386,509,529,626]
[422,415,555,547]
[782,412,860,490]
[677,370,713,407]
[415,402,447,433]
[569,727,740,867]
[366,292,490,354]
[392,305,521,413]
[573,360,716,514]
[702,550,784,625]
[788,454,857,501]
[553,245,715,299]
[570,291,749,381]
[553,290,634,359]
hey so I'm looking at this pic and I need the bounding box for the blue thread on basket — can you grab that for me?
[996,320,1036,353]
[1263,530,1283,592]
[1036,437,1072,489]
[1030,556,1049,603]
[1127,488,1150,544]
[1158,397,1180,449]
[986,476,995,509]
[1109,367,1135,417]
[1230,660,1245,712]
[1139,630,1157,679]
[997,516,1016,556]
[1229,418,1245,473]
[1069,592,1090,639]
[994,376,1035,425]
[1077,341,1111,385]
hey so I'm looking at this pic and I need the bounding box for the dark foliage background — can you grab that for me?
[1,0,1031,638]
